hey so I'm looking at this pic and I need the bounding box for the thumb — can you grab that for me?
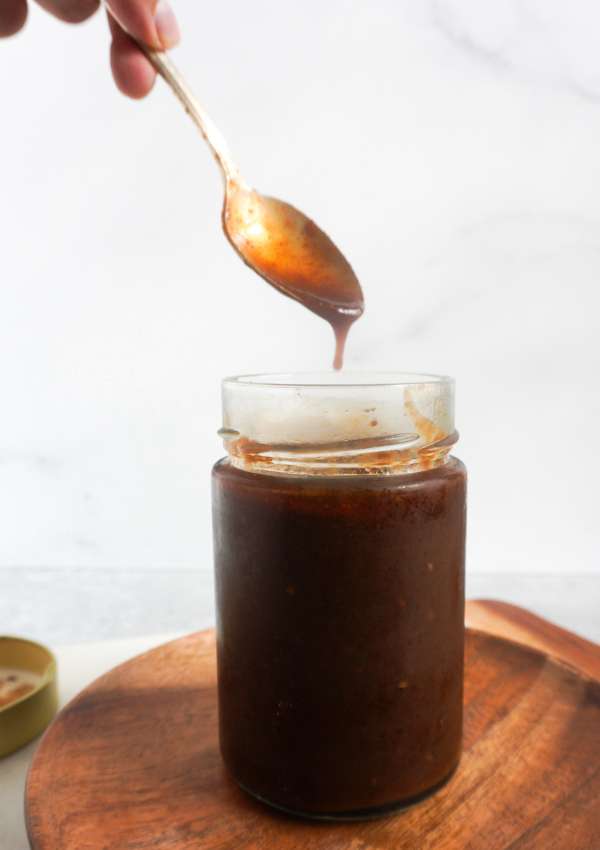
[106,0,179,51]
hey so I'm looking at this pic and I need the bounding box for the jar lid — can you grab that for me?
[0,636,58,758]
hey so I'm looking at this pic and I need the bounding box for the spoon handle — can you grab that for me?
[141,47,239,184]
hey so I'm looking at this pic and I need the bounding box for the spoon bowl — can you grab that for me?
[223,182,363,367]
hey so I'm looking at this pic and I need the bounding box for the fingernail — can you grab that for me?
[154,0,180,49]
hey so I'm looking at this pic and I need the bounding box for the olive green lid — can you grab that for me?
[0,636,58,758]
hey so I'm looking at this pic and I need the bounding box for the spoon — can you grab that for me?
[125,41,365,369]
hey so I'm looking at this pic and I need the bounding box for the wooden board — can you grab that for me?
[26,603,600,850]
[465,599,600,682]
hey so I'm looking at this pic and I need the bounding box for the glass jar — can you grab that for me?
[212,373,466,820]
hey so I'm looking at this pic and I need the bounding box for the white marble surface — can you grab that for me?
[2,568,599,645]
[0,2,599,590]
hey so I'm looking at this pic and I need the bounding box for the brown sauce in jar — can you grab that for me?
[212,456,466,816]
[223,185,364,369]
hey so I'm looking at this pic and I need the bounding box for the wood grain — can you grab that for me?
[465,599,600,681]
[26,606,600,850]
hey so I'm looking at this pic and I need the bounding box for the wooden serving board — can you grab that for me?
[26,601,600,850]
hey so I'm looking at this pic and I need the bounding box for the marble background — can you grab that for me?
[1,0,599,641]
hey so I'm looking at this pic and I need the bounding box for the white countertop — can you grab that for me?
[2,569,599,646]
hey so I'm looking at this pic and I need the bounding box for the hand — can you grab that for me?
[0,0,180,98]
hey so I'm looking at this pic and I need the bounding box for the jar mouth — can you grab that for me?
[223,371,453,390]
[220,371,457,476]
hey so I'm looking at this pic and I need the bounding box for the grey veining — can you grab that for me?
[431,0,600,99]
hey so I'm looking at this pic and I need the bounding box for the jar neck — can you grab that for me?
[222,431,459,476]
[219,373,457,477]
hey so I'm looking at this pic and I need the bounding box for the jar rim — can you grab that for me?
[223,371,454,390]
[220,371,456,475]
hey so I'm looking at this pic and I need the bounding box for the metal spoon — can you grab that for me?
[135,45,364,369]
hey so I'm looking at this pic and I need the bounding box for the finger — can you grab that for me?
[108,10,155,99]
[34,0,99,25]
[0,0,28,36]
[106,0,179,51]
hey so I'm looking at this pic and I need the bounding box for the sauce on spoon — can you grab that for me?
[223,183,364,369]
